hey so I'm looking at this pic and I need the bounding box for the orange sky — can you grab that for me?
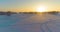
[0,0,60,12]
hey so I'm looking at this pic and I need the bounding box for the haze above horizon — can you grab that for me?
[0,0,60,12]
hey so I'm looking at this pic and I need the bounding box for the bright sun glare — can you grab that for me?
[36,6,47,12]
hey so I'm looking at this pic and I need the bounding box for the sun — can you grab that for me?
[36,6,47,12]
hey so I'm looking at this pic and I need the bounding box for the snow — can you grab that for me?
[0,13,60,32]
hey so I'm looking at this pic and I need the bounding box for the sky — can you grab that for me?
[0,0,60,12]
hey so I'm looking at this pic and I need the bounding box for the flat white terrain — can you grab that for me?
[0,13,60,32]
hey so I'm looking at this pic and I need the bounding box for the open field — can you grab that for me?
[0,13,60,32]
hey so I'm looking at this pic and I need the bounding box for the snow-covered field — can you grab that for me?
[0,13,60,32]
